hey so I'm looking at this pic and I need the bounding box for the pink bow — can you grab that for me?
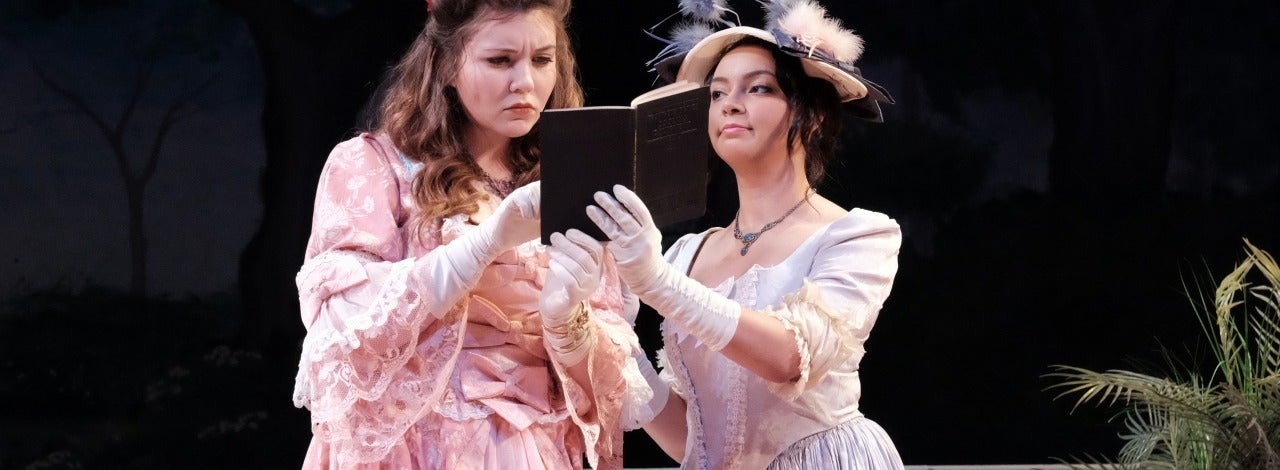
[459,353,553,430]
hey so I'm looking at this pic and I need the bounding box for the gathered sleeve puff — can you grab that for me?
[293,135,460,464]
[764,210,902,401]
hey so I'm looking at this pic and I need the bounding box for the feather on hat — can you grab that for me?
[647,0,893,121]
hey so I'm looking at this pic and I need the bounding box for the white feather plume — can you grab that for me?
[670,21,717,50]
[645,21,717,67]
[776,0,863,63]
[679,0,729,23]
[759,0,795,26]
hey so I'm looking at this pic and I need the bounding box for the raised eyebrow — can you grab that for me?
[709,70,777,84]
[480,44,557,54]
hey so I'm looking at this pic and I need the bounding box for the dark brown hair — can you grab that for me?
[712,36,843,185]
[373,0,583,240]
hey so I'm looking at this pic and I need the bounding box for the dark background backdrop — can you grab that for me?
[1,0,1277,468]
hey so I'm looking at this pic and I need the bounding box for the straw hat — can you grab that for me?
[647,0,893,121]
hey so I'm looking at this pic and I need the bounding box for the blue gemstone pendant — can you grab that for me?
[731,188,815,257]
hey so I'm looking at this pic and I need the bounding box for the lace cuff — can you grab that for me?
[547,314,632,470]
[293,250,462,465]
[654,347,687,399]
[762,279,866,401]
[617,345,664,430]
[547,257,635,470]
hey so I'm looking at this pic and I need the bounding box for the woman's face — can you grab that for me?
[453,9,558,141]
[706,45,792,165]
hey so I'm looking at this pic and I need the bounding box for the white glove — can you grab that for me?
[414,182,542,318]
[540,229,603,366]
[587,185,741,351]
[483,181,543,251]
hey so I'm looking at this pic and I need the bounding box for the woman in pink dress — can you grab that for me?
[291,0,644,468]
[588,2,904,468]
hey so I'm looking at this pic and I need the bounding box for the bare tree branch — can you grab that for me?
[138,102,181,186]
[4,32,138,181]
[141,72,217,184]
[26,56,117,144]
[116,63,154,138]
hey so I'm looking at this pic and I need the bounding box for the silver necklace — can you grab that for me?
[731,189,814,256]
[480,172,516,198]
[468,153,517,198]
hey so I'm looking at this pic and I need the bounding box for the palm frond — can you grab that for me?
[1047,241,1280,469]
[1247,239,1280,289]
[1249,312,1280,377]
[1116,407,1165,463]
[1046,367,1226,427]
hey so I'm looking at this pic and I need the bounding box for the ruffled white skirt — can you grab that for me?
[767,417,904,469]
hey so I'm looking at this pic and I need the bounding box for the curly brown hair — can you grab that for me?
[373,0,583,240]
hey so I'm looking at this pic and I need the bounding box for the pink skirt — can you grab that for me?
[301,411,584,470]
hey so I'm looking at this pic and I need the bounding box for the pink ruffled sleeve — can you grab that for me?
[548,252,640,470]
[292,135,459,465]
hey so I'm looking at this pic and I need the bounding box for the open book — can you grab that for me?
[538,81,710,243]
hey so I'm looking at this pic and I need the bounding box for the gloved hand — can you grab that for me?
[415,182,542,318]
[584,185,664,290]
[587,185,741,351]
[480,181,542,252]
[540,229,603,366]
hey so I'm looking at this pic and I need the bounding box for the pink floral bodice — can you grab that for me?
[292,133,648,469]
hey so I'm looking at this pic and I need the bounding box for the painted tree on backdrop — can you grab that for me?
[213,0,424,348]
[0,0,237,298]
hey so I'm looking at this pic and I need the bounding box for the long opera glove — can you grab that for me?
[587,185,741,351]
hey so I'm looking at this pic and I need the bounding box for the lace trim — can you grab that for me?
[762,279,864,400]
[721,357,748,468]
[654,348,685,398]
[431,393,574,424]
[604,307,656,431]
[543,300,634,469]
[735,267,760,309]
[661,322,708,469]
[706,269,750,467]
[433,372,495,421]
[293,248,469,464]
[551,334,606,468]
[617,353,657,430]
[332,308,462,464]
[293,252,417,408]
[768,312,812,402]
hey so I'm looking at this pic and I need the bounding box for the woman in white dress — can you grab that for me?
[585,2,904,468]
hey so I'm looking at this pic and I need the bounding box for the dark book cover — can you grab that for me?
[539,83,711,243]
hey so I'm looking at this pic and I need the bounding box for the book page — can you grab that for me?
[630,80,704,107]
